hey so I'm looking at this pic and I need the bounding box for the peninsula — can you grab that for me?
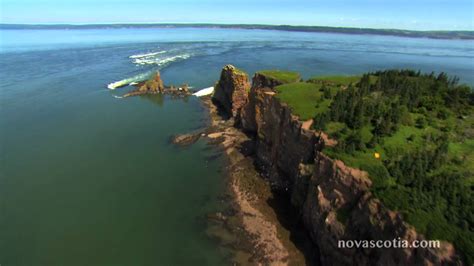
[185,65,473,265]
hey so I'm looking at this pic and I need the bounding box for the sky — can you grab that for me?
[0,0,473,30]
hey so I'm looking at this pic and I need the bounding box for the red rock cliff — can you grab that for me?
[212,65,250,120]
[230,68,462,265]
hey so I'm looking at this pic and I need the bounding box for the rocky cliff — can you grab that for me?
[212,65,250,120]
[214,65,461,265]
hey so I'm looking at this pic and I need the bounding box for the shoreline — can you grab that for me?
[199,96,313,265]
[170,63,468,264]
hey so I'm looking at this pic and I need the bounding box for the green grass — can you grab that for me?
[271,70,474,264]
[360,125,373,143]
[258,70,301,84]
[275,82,331,120]
[307,75,361,86]
[308,75,379,86]
[449,139,474,173]
[232,66,247,75]
[324,148,395,189]
[382,125,425,155]
[449,139,474,157]
[325,122,346,135]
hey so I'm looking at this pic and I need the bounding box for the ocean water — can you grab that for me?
[0,27,473,265]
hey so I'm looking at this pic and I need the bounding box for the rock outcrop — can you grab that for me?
[303,153,459,265]
[123,72,191,98]
[212,65,250,120]
[171,132,201,146]
[223,68,462,265]
[138,72,165,93]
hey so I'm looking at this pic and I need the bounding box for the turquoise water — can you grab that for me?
[1,28,473,265]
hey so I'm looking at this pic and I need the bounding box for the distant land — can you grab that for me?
[1,23,473,40]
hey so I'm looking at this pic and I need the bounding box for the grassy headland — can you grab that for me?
[273,69,474,264]
[257,70,301,84]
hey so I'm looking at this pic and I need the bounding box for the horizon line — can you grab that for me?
[1,22,473,33]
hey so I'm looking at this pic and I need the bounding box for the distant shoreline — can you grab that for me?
[1,23,473,40]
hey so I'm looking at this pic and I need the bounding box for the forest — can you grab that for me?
[277,70,474,264]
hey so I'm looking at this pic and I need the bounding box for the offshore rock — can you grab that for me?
[212,65,250,120]
[123,72,191,98]
[138,72,165,93]
[171,132,201,146]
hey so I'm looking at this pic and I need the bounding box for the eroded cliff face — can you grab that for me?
[226,67,462,265]
[212,65,250,120]
[303,153,458,265]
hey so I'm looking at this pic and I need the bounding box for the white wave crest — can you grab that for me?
[132,54,191,66]
[129,51,166,59]
[193,87,214,97]
[107,71,155,90]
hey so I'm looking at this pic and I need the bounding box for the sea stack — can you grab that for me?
[137,71,165,93]
[212,65,250,119]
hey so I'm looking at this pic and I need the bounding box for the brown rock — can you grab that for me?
[138,72,165,93]
[207,132,224,139]
[171,133,200,146]
[207,65,462,264]
[236,70,462,265]
[212,65,250,119]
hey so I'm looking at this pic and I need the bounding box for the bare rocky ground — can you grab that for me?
[172,96,313,265]
[202,96,313,265]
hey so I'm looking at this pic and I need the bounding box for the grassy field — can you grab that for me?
[324,147,396,188]
[270,69,474,263]
[307,75,362,85]
[275,82,333,120]
[449,139,474,174]
[274,75,366,120]
[382,125,425,155]
[258,70,301,84]
[325,122,346,135]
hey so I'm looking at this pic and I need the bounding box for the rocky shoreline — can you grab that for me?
[173,65,462,265]
[198,95,312,265]
[114,70,295,264]
[173,95,308,264]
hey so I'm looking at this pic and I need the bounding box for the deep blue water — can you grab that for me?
[0,27,473,265]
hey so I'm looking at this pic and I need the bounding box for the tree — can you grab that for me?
[323,85,332,99]
[415,117,426,129]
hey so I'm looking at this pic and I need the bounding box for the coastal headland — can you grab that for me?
[148,64,471,265]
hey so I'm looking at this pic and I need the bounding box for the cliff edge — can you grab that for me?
[212,65,462,265]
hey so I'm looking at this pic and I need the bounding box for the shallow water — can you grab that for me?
[0,28,473,265]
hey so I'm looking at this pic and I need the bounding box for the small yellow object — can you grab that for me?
[374,152,381,159]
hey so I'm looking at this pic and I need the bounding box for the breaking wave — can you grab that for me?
[193,87,214,97]
[131,54,191,66]
[108,47,196,91]
[107,70,156,90]
[129,51,166,59]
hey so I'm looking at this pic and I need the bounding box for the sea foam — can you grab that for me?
[108,50,192,90]
[193,87,214,97]
[131,54,191,66]
[129,51,166,59]
[107,71,156,90]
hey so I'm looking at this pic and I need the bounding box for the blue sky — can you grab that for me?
[0,0,473,30]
